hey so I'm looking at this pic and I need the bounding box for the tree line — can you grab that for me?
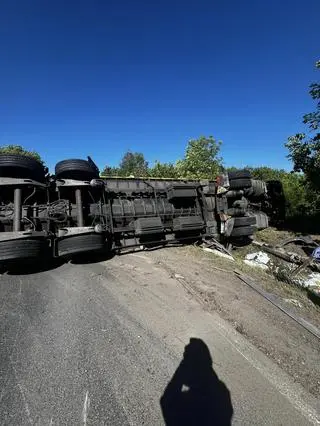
[101,135,222,180]
[0,60,318,230]
[100,142,317,220]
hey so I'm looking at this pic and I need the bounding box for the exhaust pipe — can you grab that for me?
[75,188,84,227]
[13,188,22,231]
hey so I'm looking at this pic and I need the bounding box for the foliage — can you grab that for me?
[96,128,319,233]
[148,161,178,178]
[245,166,286,181]
[119,151,148,176]
[246,166,309,217]
[0,144,44,165]
[102,136,222,180]
[101,165,120,177]
[102,151,148,177]
[176,136,222,179]
[286,60,320,190]
[0,133,318,233]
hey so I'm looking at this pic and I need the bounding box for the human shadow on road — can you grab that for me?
[160,338,233,425]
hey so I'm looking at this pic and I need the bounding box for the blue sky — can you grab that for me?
[0,1,319,172]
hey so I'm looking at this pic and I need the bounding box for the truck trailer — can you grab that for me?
[0,154,284,265]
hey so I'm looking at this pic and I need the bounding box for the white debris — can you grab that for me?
[202,247,235,261]
[299,272,320,288]
[284,298,303,308]
[244,251,270,270]
[174,273,185,280]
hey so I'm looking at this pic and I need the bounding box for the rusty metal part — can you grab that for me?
[201,237,234,258]
[276,236,317,248]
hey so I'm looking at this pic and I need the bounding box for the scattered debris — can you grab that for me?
[252,240,320,273]
[284,298,303,308]
[300,272,320,289]
[277,235,317,248]
[201,230,320,306]
[203,247,235,261]
[289,258,312,278]
[253,240,303,263]
[244,251,270,270]
[201,237,235,261]
[311,246,320,261]
[174,273,185,280]
[307,287,320,306]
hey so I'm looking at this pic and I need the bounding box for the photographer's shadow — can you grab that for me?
[160,338,233,425]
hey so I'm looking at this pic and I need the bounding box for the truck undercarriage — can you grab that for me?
[0,155,285,265]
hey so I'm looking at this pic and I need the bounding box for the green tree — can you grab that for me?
[102,152,148,177]
[119,151,149,177]
[258,169,303,217]
[0,144,44,165]
[176,136,222,179]
[245,166,316,217]
[101,165,120,177]
[286,60,320,190]
[148,161,178,178]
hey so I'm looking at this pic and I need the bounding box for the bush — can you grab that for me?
[0,145,44,166]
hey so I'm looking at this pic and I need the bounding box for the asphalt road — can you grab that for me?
[0,252,319,425]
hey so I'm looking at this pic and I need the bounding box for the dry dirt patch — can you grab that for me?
[146,245,320,397]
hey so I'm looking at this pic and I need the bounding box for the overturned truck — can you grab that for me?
[0,155,285,265]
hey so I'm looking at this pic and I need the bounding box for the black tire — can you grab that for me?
[233,216,256,227]
[229,178,252,190]
[243,187,254,198]
[0,154,46,181]
[227,208,246,216]
[228,170,251,180]
[232,197,248,209]
[55,159,99,180]
[58,233,105,257]
[226,190,244,198]
[250,212,269,229]
[245,179,266,198]
[0,238,48,262]
[231,225,255,237]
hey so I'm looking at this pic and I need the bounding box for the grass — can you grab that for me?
[254,227,295,245]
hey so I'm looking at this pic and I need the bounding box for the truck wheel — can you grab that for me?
[245,180,266,198]
[0,154,46,182]
[0,239,48,262]
[232,197,248,209]
[55,159,99,180]
[233,216,256,227]
[230,225,255,237]
[229,178,252,190]
[58,234,105,257]
[226,190,244,198]
[227,207,247,216]
[228,170,251,180]
[248,211,269,229]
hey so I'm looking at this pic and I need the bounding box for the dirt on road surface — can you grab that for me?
[147,246,320,396]
[0,247,319,425]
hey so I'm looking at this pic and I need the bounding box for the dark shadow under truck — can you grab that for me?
[0,154,285,266]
